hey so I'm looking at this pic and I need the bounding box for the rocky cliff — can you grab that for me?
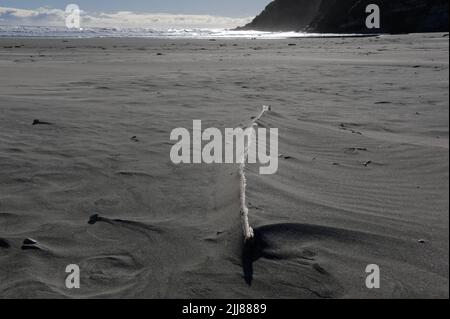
[238,0,449,34]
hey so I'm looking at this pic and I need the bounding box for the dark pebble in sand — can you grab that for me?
[418,239,427,244]
[88,214,101,225]
[355,147,368,151]
[32,119,52,126]
[363,160,372,167]
[313,263,328,275]
[375,101,392,104]
[23,238,37,245]
[0,238,11,248]
[21,238,42,250]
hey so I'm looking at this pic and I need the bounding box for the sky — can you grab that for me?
[0,1,271,29]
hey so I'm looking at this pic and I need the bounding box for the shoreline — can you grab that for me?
[0,32,446,42]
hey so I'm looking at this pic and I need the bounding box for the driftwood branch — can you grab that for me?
[240,105,271,241]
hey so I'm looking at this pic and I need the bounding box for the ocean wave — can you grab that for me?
[0,25,357,39]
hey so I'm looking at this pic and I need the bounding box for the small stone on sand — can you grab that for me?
[21,238,42,250]
[23,238,37,245]
[32,119,52,126]
[363,161,372,167]
[88,214,100,225]
[0,238,10,248]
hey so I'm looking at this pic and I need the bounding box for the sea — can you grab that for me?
[0,25,355,39]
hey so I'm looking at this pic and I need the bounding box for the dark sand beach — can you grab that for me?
[0,33,448,298]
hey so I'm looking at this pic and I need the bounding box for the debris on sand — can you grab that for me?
[375,101,392,104]
[88,214,102,225]
[32,119,53,126]
[363,160,372,167]
[339,123,363,135]
[0,238,10,248]
[21,238,42,250]
[23,238,37,245]
[345,147,368,154]
[240,105,271,242]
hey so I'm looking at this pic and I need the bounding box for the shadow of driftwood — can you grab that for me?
[242,231,266,286]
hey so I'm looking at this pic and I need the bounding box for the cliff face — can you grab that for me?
[238,0,449,33]
[237,0,322,31]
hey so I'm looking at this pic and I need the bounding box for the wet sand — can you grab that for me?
[0,33,448,298]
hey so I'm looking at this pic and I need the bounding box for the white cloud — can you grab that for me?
[0,6,252,29]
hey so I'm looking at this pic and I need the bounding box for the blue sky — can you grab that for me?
[0,0,270,17]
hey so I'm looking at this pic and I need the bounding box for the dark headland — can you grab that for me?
[237,0,449,33]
